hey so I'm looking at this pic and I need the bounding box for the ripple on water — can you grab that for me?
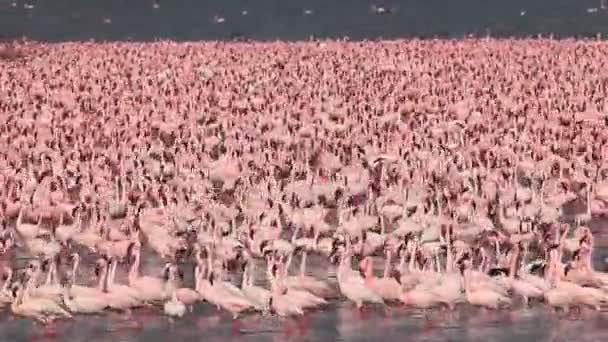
[2,290,608,341]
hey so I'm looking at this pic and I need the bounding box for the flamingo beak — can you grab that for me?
[94,264,101,277]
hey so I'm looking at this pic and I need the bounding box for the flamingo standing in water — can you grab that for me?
[125,242,168,303]
[3,38,608,328]
[163,264,187,319]
[332,240,384,310]
[460,254,511,309]
[359,255,401,302]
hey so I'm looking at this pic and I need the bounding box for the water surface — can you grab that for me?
[1,0,608,41]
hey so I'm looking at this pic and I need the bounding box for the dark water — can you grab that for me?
[1,0,608,41]
[3,300,608,342]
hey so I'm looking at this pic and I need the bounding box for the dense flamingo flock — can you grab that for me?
[1,39,608,329]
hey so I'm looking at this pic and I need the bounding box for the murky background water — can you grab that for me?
[1,0,608,41]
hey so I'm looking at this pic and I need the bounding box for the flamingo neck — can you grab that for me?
[337,251,349,280]
[383,251,392,278]
[360,257,374,279]
[72,257,79,281]
[110,259,118,286]
[24,272,37,299]
[546,250,561,285]
[446,239,454,273]
[13,287,25,307]
[398,248,406,272]
[17,207,23,226]
[587,184,592,216]
[98,266,108,291]
[129,250,141,284]
[580,243,593,271]
[508,247,520,279]
[478,252,487,272]
[300,250,308,276]
[206,253,213,278]
[462,268,472,295]
[284,251,294,277]
[248,263,256,286]
[408,244,417,272]
[62,286,73,304]
[241,263,249,289]
[197,264,207,291]
[45,262,54,285]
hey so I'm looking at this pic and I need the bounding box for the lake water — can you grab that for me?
[1,0,608,41]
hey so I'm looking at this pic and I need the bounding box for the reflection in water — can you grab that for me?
[3,299,606,342]
[1,246,608,342]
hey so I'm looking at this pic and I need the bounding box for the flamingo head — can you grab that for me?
[456,251,471,273]
[390,269,402,285]
[10,283,21,299]
[395,240,408,257]
[162,264,173,281]
[579,235,591,247]
[358,256,372,273]
[259,240,273,258]
[40,257,52,273]
[270,263,279,278]
[240,259,248,273]
[174,245,189,262]
[488,267,509,277]
[18,267,31,284]
[26,259,39,274]
[545,243,560,254]
[60,273,74,289]
[68,252,79,265]
[197,245,209,260]
[94,259,106,277]
[527,259,546,275]
[126,240,141,263]
[208,271,215,286]
[329,239,345,264]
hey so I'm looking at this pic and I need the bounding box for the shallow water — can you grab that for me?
[1,0,608,41]
[2,239,608,342]
[2,282,608,342]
